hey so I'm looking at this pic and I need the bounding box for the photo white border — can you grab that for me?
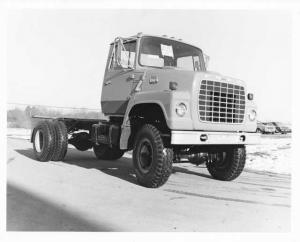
[1,1,299,242]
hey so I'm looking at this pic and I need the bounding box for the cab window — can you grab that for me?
[109,41,136,69]
[139,36,205,71]
[177,56,201,71]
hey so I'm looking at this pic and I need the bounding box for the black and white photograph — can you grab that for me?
[1,0,300,240]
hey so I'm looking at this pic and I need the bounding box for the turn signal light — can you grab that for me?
[169,81,178,90]
[247,93,254,100]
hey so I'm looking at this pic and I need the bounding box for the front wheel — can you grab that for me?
[133,124,173,188]
[206,146,246,181]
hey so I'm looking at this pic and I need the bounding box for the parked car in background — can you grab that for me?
[285,123,292,133]
[271,122,292,134]
[256,122,276,134]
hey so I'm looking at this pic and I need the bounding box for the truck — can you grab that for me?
[31,33,259,188]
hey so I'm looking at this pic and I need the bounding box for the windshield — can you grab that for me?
[139,36,206,71]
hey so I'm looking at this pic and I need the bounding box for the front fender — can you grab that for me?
[119,91,193,149]
[132,91,193,130]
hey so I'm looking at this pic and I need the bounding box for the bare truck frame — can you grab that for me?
[31,33,259,188]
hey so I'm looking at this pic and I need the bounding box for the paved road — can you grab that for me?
[7,138,291,232]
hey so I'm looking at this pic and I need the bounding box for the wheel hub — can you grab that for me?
[34,130,43,153]
[208,152,227,168]
[139,140,153,173]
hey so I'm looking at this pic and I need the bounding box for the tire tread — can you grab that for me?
[206,146,246,181]
[52,120,68,161]
[133,124,173,188]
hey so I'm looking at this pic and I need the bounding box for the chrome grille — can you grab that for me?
[199,80,245,123]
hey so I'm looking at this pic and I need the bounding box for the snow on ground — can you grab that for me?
[6,128,291,175]
[245,135,291,174]
[7,128,31,140]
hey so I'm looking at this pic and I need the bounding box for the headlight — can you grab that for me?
[175,103,187,117]
[248,109,257,121]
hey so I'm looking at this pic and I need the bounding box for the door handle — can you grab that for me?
[104,80,112,86]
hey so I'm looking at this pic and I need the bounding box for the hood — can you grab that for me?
[139,68,256,132]
[143,68,246,92]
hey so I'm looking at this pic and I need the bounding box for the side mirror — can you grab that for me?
[117,40,134,70]
[203,53,210,70]
[194,61,200,71]
[116,41,122,67]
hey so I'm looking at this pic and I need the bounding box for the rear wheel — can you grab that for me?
[133,124,173,188]
[52,120,68,161]
[32,120,56,162]
[206,146,246,181]
[93,144,124,160]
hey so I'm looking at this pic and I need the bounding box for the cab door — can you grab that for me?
[101,40,137,115]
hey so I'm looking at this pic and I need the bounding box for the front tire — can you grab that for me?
[206,146,246,181]
[133,124,173,188]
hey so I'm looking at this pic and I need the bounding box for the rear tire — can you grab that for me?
[52,120,68,161]
[133,124,173,188]
[206,146,246,181]
[32,120,56,162]
[93,144,124,160]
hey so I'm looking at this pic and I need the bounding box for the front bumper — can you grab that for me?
[171,131,260,145]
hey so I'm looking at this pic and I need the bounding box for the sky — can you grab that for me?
[7,9,292,122]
